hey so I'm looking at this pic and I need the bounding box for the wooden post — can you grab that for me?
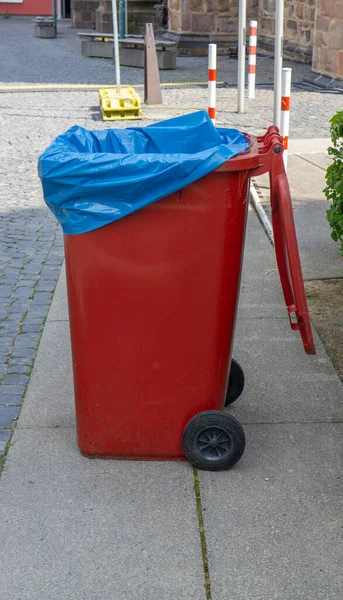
[144,24,162,105]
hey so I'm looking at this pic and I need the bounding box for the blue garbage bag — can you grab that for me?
[38,110,249,235]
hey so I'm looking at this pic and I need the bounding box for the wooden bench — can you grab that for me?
[78,33,177,70]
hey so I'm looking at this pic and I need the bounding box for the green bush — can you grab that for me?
[324,109,343,256]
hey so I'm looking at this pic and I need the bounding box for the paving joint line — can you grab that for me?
[192,466,212,600]
[296,154,327,171]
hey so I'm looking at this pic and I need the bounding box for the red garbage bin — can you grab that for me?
[64,127,315,471]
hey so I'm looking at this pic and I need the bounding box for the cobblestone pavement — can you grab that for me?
[0,22,342,470]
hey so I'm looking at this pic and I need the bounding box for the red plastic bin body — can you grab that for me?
[64,166,251,460]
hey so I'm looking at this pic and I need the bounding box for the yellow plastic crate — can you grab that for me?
[99,87,142,121]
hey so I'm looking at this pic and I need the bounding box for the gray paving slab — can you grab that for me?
[288,139,331,154]
[18,320,74,429]
[287,155,342,280]
[232,209,343,424]
[287,154,327,201]
[47,263,68,322]
[231,327,343,424]
[238,208,290,318]
[0,428,204,600]
[254,154,343,280]
[294,152,331,170]
[199,422,343,600]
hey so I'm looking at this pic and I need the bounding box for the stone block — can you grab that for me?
[121,46,176,69]
[336,3,343,19]
[212,0,229,11]
[218,16,237,34]
[312,44,319,69]
[260,17,275,35]
[229,5,238,17]
[304,6,316,21]
[95,2,113,34]
[263,0,274,14]
[191,12,215,32]
[81,11,94,23]
[318,46,338,75]
[187,0,204,11]
[287,19,298,31]
[71,0,98,28]
[169,0,181,11]
[182,13,192,30]
[338,50,343,77]
[315,16,330,32]
[33,19,56,38]
[285,3,293,18]
[303,28,312,44]
[247,5,258,19]
[321,0,336,18]
[296,4,304,19]
[168,11,182,31]
[81,39,114,58]
[328,19,343,49]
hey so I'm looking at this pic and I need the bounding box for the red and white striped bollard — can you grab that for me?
[208,44,216,124]
[280,67,292,171]
[248,20,257,99]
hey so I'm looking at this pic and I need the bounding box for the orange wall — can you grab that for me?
[0,0,52,15]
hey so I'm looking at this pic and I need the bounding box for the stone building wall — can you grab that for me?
[72,0,98,27]
[312,0,343,77]
[167,0,258,53]
[258,0,315,62]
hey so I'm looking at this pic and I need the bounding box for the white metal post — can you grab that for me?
[280,67,291,172]
[112,0,121,93]
[248,20,257,99]
[208,44,217,124]
[237,0,246,113]
[274,0,284,128]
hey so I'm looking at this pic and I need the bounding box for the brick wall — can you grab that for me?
[312,0,343,77]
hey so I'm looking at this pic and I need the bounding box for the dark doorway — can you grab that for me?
[61,0,71,18]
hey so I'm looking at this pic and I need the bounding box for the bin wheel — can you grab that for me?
[182,411,245,471]
[225,358,245,406]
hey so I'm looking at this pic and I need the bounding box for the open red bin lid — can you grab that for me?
[222,127,316,355]
[252,128,315,355]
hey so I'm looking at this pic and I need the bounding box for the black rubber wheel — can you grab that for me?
[182,410,245,471]
[225,358,245,406]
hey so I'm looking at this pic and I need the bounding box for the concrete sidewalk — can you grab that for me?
[254,138,343,280]
[0,139,343,599]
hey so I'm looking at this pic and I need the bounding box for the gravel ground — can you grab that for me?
[0,18,312,86]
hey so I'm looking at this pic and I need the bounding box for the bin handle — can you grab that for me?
[269,155,316,355]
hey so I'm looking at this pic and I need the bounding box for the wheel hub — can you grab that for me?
[209,438,219,448]
[195,426,232,460]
